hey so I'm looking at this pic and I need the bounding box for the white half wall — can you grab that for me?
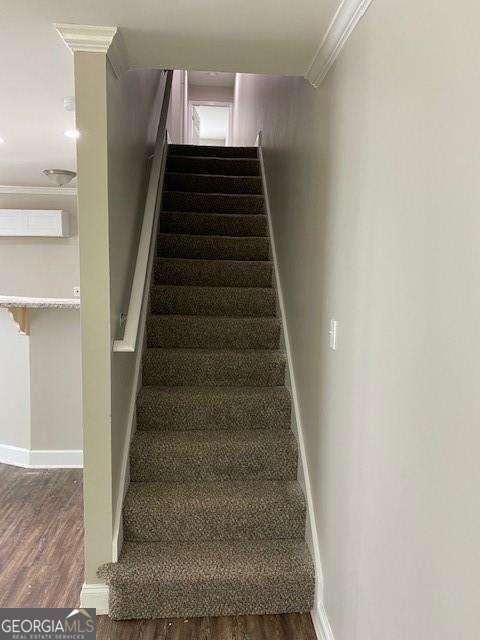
[0,309,30,449]
[29,309,82,451]
[0,307,82,463]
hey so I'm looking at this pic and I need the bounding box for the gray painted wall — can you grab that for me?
[107,66,163,518]
[0,193,79,298]
[234,1,480,638]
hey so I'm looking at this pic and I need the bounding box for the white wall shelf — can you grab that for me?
[0,185,77,196]
[0,209,70,237]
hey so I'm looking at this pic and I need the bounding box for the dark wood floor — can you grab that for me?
[0,463,316,639]
[0,463,84,608]
[97,613,317,639]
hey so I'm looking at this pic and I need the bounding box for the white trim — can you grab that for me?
[55,24,118,54]
[256,130,325,618]
[54,24,127,78]
[311,602,336,640]
[187,100,234,146]
[0,444,29,467]
[105,29,128,79]
[0,444,83,468]
[183,71,189,144]
[305,0,374,86]
[80,583,109,614]
[0,185,77,196]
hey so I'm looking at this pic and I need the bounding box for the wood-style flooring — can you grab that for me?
[97,613,317,639]
[0,463,83,608]
[0,463,316,639]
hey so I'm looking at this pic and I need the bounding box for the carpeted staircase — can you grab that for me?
[99,144,315,619]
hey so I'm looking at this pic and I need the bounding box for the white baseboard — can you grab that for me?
[311,601,335,640]
[80,583,109,614]
[0,443,83,468]
[257,132,325,612]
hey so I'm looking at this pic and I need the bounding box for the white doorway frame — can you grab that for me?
[187,100,234,146]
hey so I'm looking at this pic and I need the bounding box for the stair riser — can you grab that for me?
[157,234,270,261]
[136,390,291,431]
[169,145,258,158]
[143,351,286,387]
[160,212,268,237]
[165,173,262,195]
[147,317,280,349]
[154,259,272,287]
[130,442,297,483]
[150,286,276,317]
[163,191,265,214]
[123,493,305,543]
[166,156,260,176]
[108,581,314,620]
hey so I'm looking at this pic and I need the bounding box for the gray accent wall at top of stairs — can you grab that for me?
[98,143,314,620]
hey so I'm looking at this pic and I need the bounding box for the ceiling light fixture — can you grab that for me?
[42,169,77,187]
[0,137,5,144]
[65,129,80,139]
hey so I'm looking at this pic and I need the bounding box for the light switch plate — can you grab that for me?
[329,319,338,350]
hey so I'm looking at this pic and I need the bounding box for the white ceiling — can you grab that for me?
[0,0,340,186]
[195,106,230,140]
[189,72,236,88]
[0,5,76,186]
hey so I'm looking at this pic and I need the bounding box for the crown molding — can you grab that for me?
[55,24,127,78]
[305,0,374,87]
[55,24,117,53]
[0,185,77,196]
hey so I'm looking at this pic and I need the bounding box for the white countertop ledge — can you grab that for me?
[0,296,80,309]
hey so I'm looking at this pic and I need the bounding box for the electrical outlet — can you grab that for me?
[329,319,338,350]
[73,286,80,298]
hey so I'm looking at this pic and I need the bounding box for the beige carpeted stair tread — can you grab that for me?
[99,539,314,619]
[168,144,258,158]
[146,314,281,349]
[136,385,291,431]
[160,211,268,237]
[123,479,306,542]
[142,348,286,386]
[165,172,263,195]
[163,190,265,214]
[156,233,270,261]
[129,427,297,482]
[166,155,260,176]
[154,256,272,287]
[150,284,276,317]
